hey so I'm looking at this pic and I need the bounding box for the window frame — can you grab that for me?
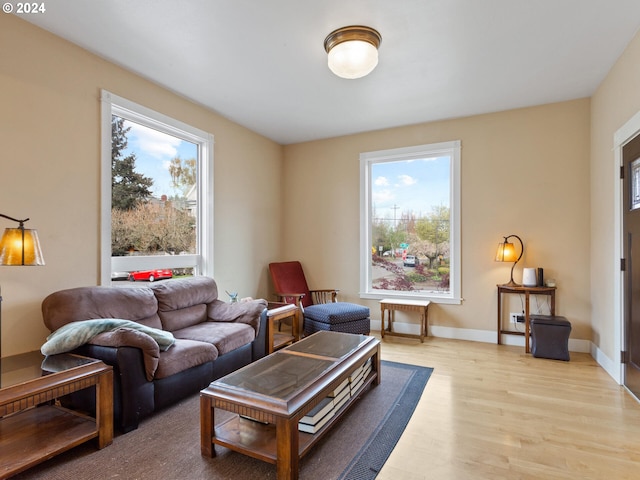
[100,90,214,285]
[359,140,461,304]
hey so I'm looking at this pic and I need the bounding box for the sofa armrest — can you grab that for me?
[252,307,269,361]
[67,344,155,433]
[274,292,305,309]
[309,289,339,304]
[207,298,268,333]
[89,328,160,381]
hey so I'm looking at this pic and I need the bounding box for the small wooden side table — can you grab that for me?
[497,285,556,353]
[380,298,431,343]
[0,351,113,478]
[266,302,300,354]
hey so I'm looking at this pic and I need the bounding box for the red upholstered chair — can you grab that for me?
[268,261,370,336]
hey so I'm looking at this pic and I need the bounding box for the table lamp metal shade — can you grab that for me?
[495,234,523,287]
[0,226,45,266]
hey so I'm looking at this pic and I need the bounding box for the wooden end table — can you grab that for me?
[266,302,300,354]
[380,298,431,342]
[0,351,113,478]
[497,285,557,353]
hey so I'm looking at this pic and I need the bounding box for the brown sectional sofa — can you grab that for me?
[41,276,268,432]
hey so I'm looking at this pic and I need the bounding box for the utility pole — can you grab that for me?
[391,204,400,229]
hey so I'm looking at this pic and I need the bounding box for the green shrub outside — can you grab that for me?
[406,272,428,283]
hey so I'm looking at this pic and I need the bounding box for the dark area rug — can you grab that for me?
[14,360,432,480]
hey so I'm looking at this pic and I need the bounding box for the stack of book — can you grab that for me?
[297,357,373,434]
[298,396,335,433]
[349,358,372,396]
[330,377,350,414]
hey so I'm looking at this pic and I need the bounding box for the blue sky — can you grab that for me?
[371,157,450,222]
[122,120,197,198]
[119,119,450,214]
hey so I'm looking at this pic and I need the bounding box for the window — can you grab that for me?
[100,91,214,285]
[359,141,461,304]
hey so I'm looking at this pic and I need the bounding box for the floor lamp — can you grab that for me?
[0,213,45,383]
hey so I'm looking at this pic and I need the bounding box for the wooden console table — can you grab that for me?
[380,298,431,343]
[497,285,556,353]
[0,351,113,478]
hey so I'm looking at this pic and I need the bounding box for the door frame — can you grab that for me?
[615,109,640,386]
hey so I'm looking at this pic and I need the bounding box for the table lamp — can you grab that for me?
[0,213,45,376]
[495,234,523,287]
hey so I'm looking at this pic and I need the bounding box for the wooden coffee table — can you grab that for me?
[0,351,113,478]
[200,331,380,480]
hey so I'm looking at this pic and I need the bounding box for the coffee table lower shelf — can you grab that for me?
[210,370,378,463]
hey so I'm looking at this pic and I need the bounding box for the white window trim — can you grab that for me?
[100,90,214,285]
[359,140,461,304]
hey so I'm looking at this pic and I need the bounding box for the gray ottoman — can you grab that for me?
[530,315,571,361]
[303,302,370,335]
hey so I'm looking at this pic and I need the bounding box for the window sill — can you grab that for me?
[359,291,462,305]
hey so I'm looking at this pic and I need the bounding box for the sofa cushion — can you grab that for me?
[154,338,218,379]
[152,276,217,307]
[152,277,219,330]
[157,304,208,332]
[42,286,162,331]
[172,322,255,356]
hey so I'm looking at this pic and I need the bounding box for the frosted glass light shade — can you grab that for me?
[0,228,45,266]
[324,26,381,79]
[328,40,378,79]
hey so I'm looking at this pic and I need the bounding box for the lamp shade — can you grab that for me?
[0,227,45,266]
[495,241,518,262]
[324,26,381,79]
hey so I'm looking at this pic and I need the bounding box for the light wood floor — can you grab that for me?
[374,333,640,480]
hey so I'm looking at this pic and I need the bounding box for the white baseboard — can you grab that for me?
[590,343,620,384]
[372,319,604,370]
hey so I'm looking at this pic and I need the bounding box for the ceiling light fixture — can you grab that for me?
[324,25,382,79]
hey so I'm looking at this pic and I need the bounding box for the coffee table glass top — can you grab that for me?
[218,353,334,398]
[284,331,368,358]
[215,331,371,400]
[1,351,97,389]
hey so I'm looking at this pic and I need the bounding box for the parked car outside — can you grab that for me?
[128,269,173,282]
[111,271,130,281]
[403,255,419,267]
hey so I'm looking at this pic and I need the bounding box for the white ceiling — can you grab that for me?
[22,0,640,145]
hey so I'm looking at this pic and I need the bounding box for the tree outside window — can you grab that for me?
[110,116,197,260]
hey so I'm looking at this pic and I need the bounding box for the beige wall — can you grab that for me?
[283,99,592,341]
[3,12,638,364]
[590,29,640,363]
[0,15,283,356]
